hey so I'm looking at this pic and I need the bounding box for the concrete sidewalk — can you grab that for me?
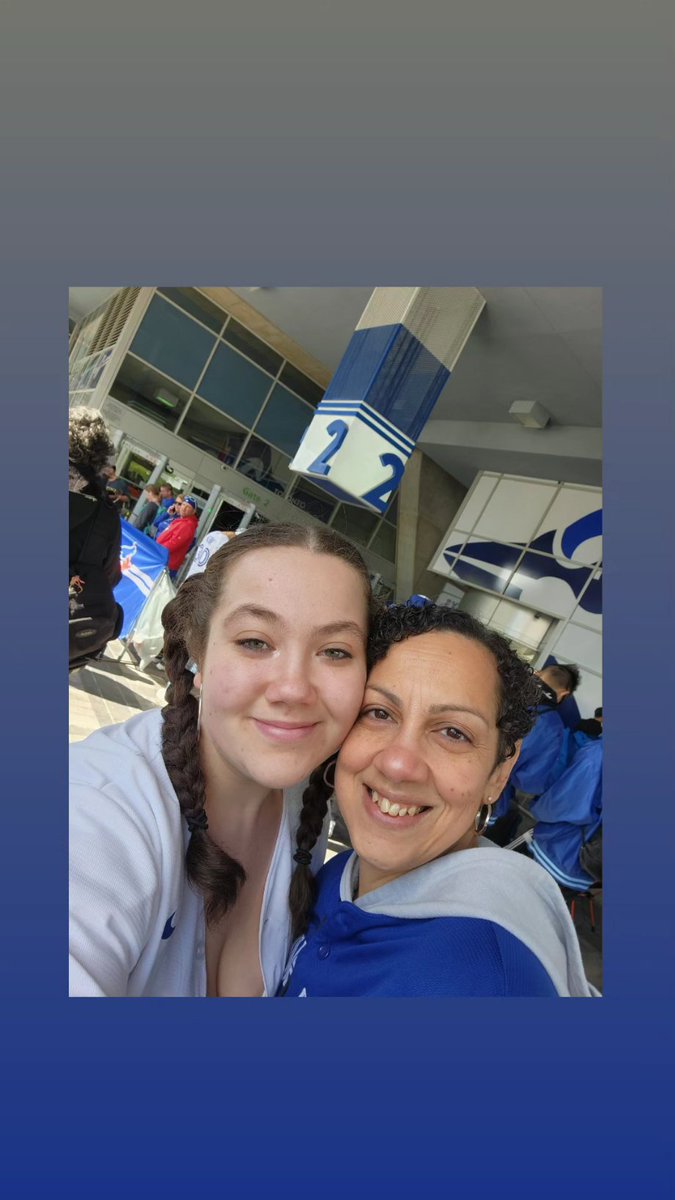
[69,640,168,742]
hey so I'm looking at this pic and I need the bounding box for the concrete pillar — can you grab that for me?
[395,450,467,601]
[290,287,485,514]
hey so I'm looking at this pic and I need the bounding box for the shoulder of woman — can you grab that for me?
[70,710,177,823]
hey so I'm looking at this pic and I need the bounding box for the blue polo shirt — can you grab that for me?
[277,853,557,998]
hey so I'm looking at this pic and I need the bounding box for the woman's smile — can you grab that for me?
[335,630,516,896]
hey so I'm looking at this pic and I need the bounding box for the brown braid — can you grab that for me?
[161,580,246,923]
[288,760,335,942]
[158,522,376,927]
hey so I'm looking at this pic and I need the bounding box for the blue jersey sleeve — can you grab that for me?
[512,709,565,795]
[530,739,603,826]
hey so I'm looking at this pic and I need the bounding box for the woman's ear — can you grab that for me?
[489,740,521,797]
[194,670,202,690]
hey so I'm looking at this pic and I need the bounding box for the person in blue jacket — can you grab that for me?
[529,736,603,892]
[486,661,581,846]
[278,603,597,997]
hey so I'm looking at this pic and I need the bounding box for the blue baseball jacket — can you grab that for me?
[278,845,597,998]
[530,737,603,891]
[491,703,566,822]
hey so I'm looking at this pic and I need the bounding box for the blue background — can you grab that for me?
[2,2,673,1196]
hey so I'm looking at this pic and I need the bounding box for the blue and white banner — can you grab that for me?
[114,520,169,638]
[290,287,485,514]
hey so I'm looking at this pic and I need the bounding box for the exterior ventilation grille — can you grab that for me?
[91,288,140,352]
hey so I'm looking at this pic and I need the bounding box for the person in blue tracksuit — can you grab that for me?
[529,736,603,892]
[486,662,581,846]
[278,603,597,998]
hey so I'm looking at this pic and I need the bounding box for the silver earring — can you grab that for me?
[474,797,493,835]
[323,758,337,791]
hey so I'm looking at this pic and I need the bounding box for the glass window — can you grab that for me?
[236,437,293,496]
[158,288,227,334]
[279,362,324,408]
[369,520,397,562]
[331,503,380,546]
[254,383,313,457]
[288,479,337,523]
[178,397,250,466]
[130,294,216,390]
[223,318,283,377]
[197,342,273,427]
[109,354,191,430]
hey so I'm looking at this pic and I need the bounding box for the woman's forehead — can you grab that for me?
[369,631,500,709]
[217,546,368,618]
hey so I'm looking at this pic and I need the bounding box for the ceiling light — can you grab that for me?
[509,400,551,429]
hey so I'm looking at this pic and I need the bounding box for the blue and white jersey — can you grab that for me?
[278,846,597,998]
[69,709,327,997]
[530,738,603,892]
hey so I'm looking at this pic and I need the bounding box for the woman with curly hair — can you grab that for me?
[278,603,597,997]
[69,523,376,997]
[69,407,123,668]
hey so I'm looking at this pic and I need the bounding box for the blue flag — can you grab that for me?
[114,519,169,638]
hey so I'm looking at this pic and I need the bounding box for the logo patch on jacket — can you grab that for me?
[161,911,177,939]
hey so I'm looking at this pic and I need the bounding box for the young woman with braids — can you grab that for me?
[69,523,376,997]
[279,603,598,997]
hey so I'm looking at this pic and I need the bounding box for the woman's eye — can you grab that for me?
[362,707,391,722]
[321,648,352,660]
[236,638,270,652]
[441,726,471,743]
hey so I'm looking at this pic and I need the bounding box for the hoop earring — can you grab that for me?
[474,798,493,835]
[323,758,337,791]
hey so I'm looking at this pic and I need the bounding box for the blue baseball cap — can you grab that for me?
[183,496,197,510]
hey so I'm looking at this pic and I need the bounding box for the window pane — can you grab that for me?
[289,479,337,523]
[236,437,293,496]
[158,288,227,333]
[179,397,250,466]
[331,503,380,546]
[130,294,216,390]
[254,383,313,456]
[197,342,273,427]
[223,318,283,377]
[109,354,191,430]
[279,362,324,408]
[369,520,397,562]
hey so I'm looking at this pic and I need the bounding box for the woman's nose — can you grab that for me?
[372,733,428,784]
[265,657,317,705]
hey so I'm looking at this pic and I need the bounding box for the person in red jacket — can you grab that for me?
[157,496,199,577]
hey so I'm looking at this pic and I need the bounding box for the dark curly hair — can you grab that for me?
[366,603,541,764]
[159,522,378,930]
[288,601,540,942]
[68,406,115,482]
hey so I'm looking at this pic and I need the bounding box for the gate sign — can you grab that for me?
[289,287,485,514]
[114,519,169,638]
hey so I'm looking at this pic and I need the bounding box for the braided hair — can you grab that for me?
[288,760,335,942]
[159,522,376,926]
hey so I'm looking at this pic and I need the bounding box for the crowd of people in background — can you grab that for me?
[115,477,203,578]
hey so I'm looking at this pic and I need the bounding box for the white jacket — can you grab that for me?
[69,708,326,997]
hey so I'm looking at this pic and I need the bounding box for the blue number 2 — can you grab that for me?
[306,419,348,476]
[361,452,405,511]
